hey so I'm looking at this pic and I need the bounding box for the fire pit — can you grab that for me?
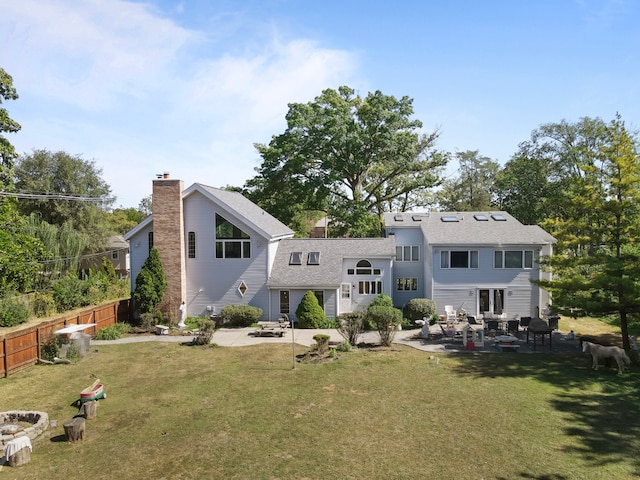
[0,411,49,447]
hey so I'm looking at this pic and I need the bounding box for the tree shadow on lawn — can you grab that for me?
[452,353,640,476]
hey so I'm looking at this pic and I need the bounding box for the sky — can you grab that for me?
[2,0,639,209]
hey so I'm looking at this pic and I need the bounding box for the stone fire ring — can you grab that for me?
[0,411,49,447]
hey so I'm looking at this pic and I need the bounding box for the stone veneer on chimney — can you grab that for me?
[152,177,186,314]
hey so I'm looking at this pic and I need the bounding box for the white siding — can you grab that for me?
[128,223,154,289]
[432,246,546,318]
[183,192,271,319]
[342,257,393,310]
[388,228,425,307]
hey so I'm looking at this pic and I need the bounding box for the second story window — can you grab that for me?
[188,231,196,259]
[441,250,479,269]
[396,245,419,261]
[494,250,534,269]
[215,214,251,259]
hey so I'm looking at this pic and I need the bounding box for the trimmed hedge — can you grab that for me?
[220,304,263,327]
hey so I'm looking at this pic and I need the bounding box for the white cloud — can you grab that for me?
[3,0,201,109]
[3,0,360,207]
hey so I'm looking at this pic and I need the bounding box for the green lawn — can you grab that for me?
[1,341,639,479]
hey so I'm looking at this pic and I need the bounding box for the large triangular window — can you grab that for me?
[215,214,251,259]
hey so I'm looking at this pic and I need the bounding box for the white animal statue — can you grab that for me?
[415,318,431,338]
[582,341,630,375]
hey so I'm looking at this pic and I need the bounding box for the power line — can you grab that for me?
[7,247,129,267]
[0,191,110,203]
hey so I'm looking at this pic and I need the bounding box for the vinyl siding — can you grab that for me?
[128,223,154,287]
[268,288,338,323]
[432,246,544,318]
[389,228,425,307]
[183,191,272,319]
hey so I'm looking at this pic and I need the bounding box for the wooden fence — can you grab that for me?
[0,299,130,378]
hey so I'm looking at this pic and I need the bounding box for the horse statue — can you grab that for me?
[582,341,630,375]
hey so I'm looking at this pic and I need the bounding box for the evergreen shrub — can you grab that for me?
[295,290,326,328]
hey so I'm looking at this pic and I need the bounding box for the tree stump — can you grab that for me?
[63,417,85,442]
[7,446,31,467]
[79,400,97,420]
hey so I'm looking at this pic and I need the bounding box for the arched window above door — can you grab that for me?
[356,260,372,275]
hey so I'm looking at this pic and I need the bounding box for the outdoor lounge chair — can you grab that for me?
[440,324,458,341]
[444,305,457,323]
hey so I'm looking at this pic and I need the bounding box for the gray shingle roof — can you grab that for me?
[383,211,556,246]
[125,183,294,241]
[190,184,294,239]
[268,237,396,288]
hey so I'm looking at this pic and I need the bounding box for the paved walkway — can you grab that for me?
[92,327,582,354]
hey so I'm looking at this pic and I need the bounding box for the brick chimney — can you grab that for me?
[152,175,186,314]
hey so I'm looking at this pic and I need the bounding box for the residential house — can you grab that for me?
[79,235,130,279]
[125,176,555,322]
[267,237,396,320]
[125,178,294,318]
[383,211,556,319]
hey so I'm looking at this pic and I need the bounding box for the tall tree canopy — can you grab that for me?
[245,86,447,237]
[535,115,640,350]
[494,117,609,225]
[0,68,21,226]
[14,149,114,251]
[437,150,499,211]
[0,67,20,186]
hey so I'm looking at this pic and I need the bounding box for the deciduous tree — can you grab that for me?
[437,150,499,211]
[0,67,20,187]
[0,230,46,294]
[0,67,21,226]
[14,149,114,251]
[494,117,609,225]
[245,86,447,237]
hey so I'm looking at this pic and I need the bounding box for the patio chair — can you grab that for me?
[507,320,519,336]
[547,316,560,331]
[444,305,457,323]
[486,320,500,336]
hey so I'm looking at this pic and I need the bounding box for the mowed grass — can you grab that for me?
[1,337,640,479]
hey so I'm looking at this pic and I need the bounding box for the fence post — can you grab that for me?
[2,337,6,378]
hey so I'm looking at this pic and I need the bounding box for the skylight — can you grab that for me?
[289,252,302,265]
[441,216,459,222]
[491,214,507,221]
[411,215,422,221]
[307,252,320,265]
[474,214,489,221]
[394,214,404,221]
